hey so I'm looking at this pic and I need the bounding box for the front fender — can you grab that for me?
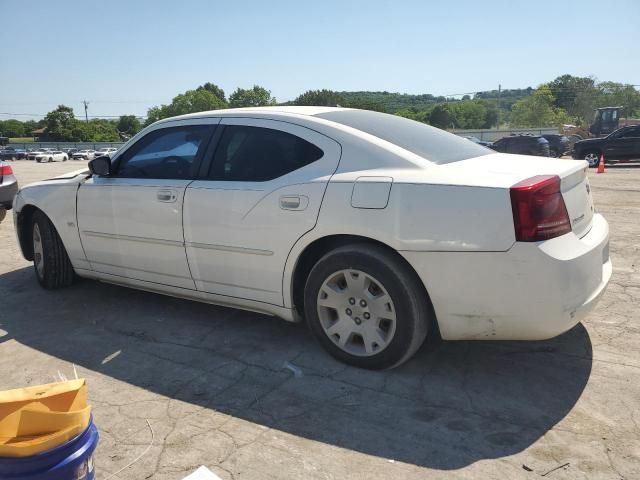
[14,183,89,269]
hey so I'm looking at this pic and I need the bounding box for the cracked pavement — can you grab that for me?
[0,160,638,479]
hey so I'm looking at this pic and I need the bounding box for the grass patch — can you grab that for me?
[9,137,36,143]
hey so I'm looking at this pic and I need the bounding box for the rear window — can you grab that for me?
[315,109,490,164]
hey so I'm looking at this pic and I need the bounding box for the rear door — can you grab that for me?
[77,120,218,289]
[184,117,341,305]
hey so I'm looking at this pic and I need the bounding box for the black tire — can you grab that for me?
[584,151,600,168]
[48,157,53,163]
[31,211,75,289]
[304,243,431,369]
[549,149,559,158]
[63,156,67,162]
[36,159,41,163]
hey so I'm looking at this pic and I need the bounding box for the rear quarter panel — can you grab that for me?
[282,178,515,307]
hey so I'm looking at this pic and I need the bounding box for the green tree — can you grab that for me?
[146,88,227,125]
[228,85,276,108]
[293,89,345,107]
[547,75,599,125]
[197,82,227,103]
[117,115,142,135]
[86,119,120,142]
[0,119,25,137]
[395,107,430,123]
[596,82,640,118]
[510,86,574,128]
[43,105,76,141]
[428,103,451,129]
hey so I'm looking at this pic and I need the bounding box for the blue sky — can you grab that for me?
[1,0,638,120]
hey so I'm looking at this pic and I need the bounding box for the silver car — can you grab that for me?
[0,160,18,222]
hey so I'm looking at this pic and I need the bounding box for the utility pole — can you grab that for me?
[82,100,89,124]
[496,84,501,129]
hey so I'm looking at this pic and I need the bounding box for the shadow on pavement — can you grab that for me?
[0,266,593,470]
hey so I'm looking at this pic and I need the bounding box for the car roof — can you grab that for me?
[158,106,352,123]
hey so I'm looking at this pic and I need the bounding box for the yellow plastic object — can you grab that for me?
[0,379,91,457]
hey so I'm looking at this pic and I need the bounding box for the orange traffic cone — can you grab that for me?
[597,153,605,174]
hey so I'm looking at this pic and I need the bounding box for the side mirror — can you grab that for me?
[88,156,111,176]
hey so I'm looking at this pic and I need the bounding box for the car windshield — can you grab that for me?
[315,109,490,164]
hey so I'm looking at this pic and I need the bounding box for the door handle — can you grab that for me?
[279,195,308,211]
[157,189,177,202]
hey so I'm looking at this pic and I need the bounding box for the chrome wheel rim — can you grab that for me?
[33,224,44,279]
[317,269,397,357]
[585,153,599,166]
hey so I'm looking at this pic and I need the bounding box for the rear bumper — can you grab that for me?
[0,177,18,208]
[401,213,611,341]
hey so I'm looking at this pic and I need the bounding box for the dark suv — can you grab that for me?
[489,135,550,157]
[573,125,640,167]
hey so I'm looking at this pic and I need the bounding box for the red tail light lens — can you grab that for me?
[510,175,571,242]
[0,165,13,176]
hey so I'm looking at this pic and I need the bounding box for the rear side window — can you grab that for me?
[316,110,489,164]
[114,125,214,179]
[208,125,324,181]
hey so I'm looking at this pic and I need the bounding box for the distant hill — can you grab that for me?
[336,88,534,113]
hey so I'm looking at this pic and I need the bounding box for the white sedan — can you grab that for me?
[12,107,611,369]
[72,150,96,160]
[35,150,68,162]
[94,147,119,157]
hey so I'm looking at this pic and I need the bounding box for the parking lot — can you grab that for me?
[0,160,638,479]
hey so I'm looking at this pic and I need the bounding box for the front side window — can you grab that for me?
[620,127,640,138]
[114,125,213,179]
[208,125,324,181]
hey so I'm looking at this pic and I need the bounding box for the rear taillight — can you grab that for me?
[510,175,571,242]
[0,165,13,176]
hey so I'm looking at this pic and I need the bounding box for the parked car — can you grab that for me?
[65,148,79,158]
[13,107,610,369]
[0,147,27,160]
[35,151,68,163]
[489,135,550,157]
[573,125,640,167]
[542,134,571,158]
[0,160,18,222]
[72,150,96,160]
[93,147,119,157]
[27,149,49,161]
[462,135,492,147]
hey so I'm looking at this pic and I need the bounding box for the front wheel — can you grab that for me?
[304,244,430,369]
[63,156,67,162]
[48,157,53,163]
[584,151,600,168]
[32,211,75,289]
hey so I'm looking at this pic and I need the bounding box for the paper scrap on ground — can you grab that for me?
[182,466,223,480]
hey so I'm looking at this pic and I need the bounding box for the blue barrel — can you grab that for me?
[0,418,99,480]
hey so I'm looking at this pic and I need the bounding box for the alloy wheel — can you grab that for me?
[317,269,397,357]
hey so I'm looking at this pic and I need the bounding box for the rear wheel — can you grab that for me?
[48,157,53,163]
[584,151,600,168]
[549,149,559,158]
[304,244,430,369]
[32,211,75,289]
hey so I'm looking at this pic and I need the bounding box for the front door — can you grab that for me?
[183,117,341,305]
[77,121,217,289]
[604,126,640,160]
